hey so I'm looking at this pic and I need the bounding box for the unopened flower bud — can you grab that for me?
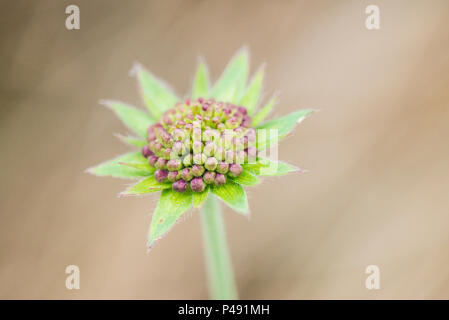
[142,145,153,158]
[193,140,203,154]
[181,168,193,181]
[167,159,182,171]
[215,173,226,186]
[193,153,207,165]
[182,154,193,167]
[172,179,187,193]
[228,163,243,177]
[190,177,205,192]
[167,170,180,182]
[216,162,229,174]
[192,164,205,177]
[154,169,168,182]
[203,171,216,184]
[204,157,218,171]
[155,158,167,170]
[148,155,158,167]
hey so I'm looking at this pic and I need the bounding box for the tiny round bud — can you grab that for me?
[204,157,218,171]
[154,169,168,182]
[167,159,182,171]
[225,150,235,164]
[193,153,207,165]
[228,163,243,177]
[203,141,216,157]
[182,154,193,167]
[215,173,226,186]
[193,140,203,154]
[142,145,153,158]
[203,171,216,184]
[167,170,180,182]
[190,177,205,192]
[155,158,167,170]
[192,164,205,177]
[216,162,229,174]
[181,168,193,181]
[172,179,187,193]
[148,155,158,167]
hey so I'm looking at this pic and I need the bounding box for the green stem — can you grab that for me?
[200,195,238,300]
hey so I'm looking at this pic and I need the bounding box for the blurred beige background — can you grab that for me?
[1,0,449,299]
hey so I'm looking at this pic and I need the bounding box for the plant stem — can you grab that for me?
[200,195,238,299]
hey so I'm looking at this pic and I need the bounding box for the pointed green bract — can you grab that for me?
[131,63,179,120]
[192,61,210,99]
[239,65,264,115]
[211,180,249,214]
[193,186,210,208]
[148,189,193,246]
[114,134,147,148]
[244,158,300,176]
[101,100,153,137]
[256,109,313,150]
[212,49,249,102]
[87,152,151,179]
[251,96,276,127]
[119,161,154,172]
[120,175,170,196]
[229,170,260,186]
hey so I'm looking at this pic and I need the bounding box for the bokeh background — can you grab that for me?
[1,0,449,299]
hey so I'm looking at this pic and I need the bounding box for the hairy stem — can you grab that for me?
[200,195,238,299]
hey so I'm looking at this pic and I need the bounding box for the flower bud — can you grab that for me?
[204,157,218,171]
[181,168,193,181]
[216,162,229,174]
[228,163,243,177]
[155,158,167,170]
[193,153,207,165]
[154,169,168,182]
[182,154,193,167]
[142,145,153,158]
[190,177,205,192]
[167,170,180,182]
[203,141,216,157]
[192,164,205,177]
[215,173,226,186]
[203,171,216,184]
[148,155,158,167]
[225,150,235,164]
[167,159,182,171]
[172,179,187,193]
[193,140,203,154]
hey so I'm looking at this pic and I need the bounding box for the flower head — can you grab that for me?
[87,48,313,248]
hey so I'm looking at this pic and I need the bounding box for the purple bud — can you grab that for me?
[215,173,226,186]
[142,145,153,158]
[204,157,218,171]
[154,169,168,182]
[238,106,247,115]
[228,163,243,177]
[147,126,157,141]
[181,168,193,181]
[172,179,187,193]
[203,171,216,184]
[216,162,229,174]
[155,158,167,170]
[167,170,180,182]
[167,159,182,171]
[148,155,158,167]
[192,164,205,177]
[190,177,205,192]
[246,146,257,162]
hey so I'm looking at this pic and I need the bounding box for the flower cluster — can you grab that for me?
[142,98,258,193]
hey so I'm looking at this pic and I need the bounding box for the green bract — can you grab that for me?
[87,48,313,248]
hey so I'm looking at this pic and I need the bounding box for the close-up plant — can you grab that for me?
[87,49,313,299]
